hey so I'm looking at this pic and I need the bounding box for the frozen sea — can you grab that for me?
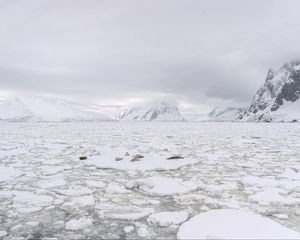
[1,122,300,239]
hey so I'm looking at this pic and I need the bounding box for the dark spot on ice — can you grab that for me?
[28,232,43,240]
[167,155,184,160]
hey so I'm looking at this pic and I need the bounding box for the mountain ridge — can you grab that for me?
[0,96,113,122]
[239,61,300,122]
[118,100,186,122]
[206,107,246,122]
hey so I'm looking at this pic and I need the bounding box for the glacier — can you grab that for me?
[0,95,112,122]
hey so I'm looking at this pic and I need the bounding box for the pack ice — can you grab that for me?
[1,122,300,239]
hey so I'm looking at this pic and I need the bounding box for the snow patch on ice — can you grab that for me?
[177,209,300,239]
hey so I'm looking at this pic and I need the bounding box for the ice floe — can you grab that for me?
[105,182,131,194]
[65,218,93,231]
[55,186,92,196]
[123,225,134,233]
[177,209,300,239]
[0,166,22,182]
[135,176,198,196]
[61,195,95,210]
[38,177,66,188]
[109,207,154,220]
[279,168,300,180]
[137,226,150,238]
[249,188,299,206]
[0,231,7,237]
[85,180,106,188]
[84,147,200,171]
[13,191,53,207]
[242,176,281,188]
[147,211,188,227]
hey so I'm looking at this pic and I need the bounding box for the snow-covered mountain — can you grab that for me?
[239,61,300,122]
[0,96,112,122]
[118,100,185,122]
[206,107,246,122]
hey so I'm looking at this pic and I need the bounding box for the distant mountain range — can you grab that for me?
[118,100,185,122]
[1,60,300,123]
[0,96,112,122]
[0,96,186,122]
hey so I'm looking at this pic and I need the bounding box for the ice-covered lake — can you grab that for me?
[1,122,300,239]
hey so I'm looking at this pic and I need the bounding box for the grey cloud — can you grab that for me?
[0,0,300,113]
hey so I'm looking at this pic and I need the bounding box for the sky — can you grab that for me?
[0,0,300,119]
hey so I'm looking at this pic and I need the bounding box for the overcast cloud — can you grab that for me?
[0,0,300,118]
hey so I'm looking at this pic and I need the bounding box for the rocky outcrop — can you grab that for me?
[239,61,300,122]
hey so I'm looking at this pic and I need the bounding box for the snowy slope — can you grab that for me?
[0,96,112,122]
[239,61,300,122]
[206,107,246,122]
[118,100,185,122]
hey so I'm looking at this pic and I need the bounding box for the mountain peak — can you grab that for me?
[239,60,300,122]
[118,99,185,122]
